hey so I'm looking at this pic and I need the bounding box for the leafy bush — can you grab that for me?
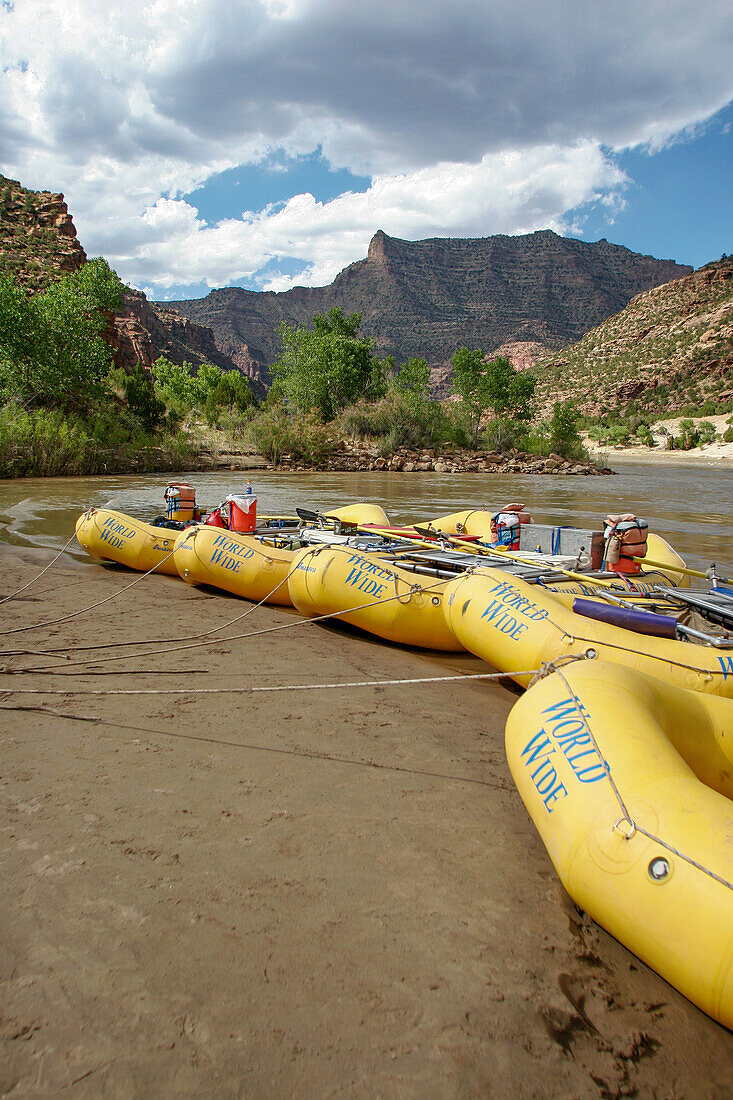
[546,400,587,459]
[151,356,253,424]
[669,419,701,450]
[451,350,535,446]
[0,259,124,411]
[339,391,466,451]
[110,363,166,432]
[481,415,526,453]
[245,403,334,465]
[0,400,198,477]
[270,308,385,421]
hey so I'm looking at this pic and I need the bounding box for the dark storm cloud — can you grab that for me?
[145,0,733,169]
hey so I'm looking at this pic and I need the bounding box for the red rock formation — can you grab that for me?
[112,290,263,395]
[168,230,691,390]
[0,175,86,290]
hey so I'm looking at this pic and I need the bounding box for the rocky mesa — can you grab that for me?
[534,256,733,415]
[167,229,691,389]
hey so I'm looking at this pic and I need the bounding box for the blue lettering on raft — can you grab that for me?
[718,655,733,680]
[519,731,567,812]
[340,554,394,598]
[479,579,548,641]
[209,532,256,573]
[519,695,607,813]
[345,554,393,581]
[344,565,387,598]
[99,516,137,548]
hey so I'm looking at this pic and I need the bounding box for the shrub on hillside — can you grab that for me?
[339,391,467,452]
[245,403,334,465]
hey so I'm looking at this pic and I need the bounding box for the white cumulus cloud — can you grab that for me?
[0,0,731,294]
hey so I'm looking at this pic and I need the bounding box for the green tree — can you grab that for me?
[121,362,166,432]
[391,356,431,403]
[151,355,252,424]
[0,258,124,410]
[548,400,585,459]
[451,349,535,447]
[271,307,384,420]
[151,356,201,412]
[202,368,253,424]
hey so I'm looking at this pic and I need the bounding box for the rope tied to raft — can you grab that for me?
[526,653,592,688]
[0,526,197,638]
[0,666,544,698]
[550,666,733,893]
[0,530,79,606]
[4,553,452,675]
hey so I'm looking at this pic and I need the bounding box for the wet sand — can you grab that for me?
[1,544,731,1097]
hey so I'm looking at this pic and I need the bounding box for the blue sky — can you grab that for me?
[1,1,732,299]
[579,104,733,269]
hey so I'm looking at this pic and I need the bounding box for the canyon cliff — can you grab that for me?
[0,175,252,388]
[534,256,733,415]
[167,229,691,389]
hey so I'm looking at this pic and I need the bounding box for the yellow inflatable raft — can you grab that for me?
[288,544,464,650]
[505,660,733,1028]
[173,504,392,606]
[174,525,294,605]
[423,509,496,541]
[443,564,733,698]
[481,532,688,610]
[75,508,183,576]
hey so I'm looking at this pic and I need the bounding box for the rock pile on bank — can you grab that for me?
[277,443,612,475]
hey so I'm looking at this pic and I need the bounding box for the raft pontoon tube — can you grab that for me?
[505,660,733,1028]
[442,564,733,698]
[75,508,182,576]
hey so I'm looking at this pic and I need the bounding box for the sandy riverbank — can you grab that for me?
[587,413,733,467]
[1,544,731,1096]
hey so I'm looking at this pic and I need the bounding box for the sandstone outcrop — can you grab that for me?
[0,175,87,291]
[167,230,691,390]
[0,175,258,391]
[535,257,733,415]
[113,290,264,395]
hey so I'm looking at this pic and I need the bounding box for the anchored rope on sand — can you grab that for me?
[4,546,450,675]
[0,667,544,697]
[0,537,299,659]
[551,665,733,893]
[0,531,78,606]
[0,531,195,637]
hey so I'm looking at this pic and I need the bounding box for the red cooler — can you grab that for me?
[227,494,257,533]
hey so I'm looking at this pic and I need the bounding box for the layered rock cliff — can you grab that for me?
[534,257,733,415]
[114,290,257,382]
[0,175,255,388]
[0,175,87,290]
[167,229,691,389]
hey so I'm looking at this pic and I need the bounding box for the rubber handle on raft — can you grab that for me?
[572,598,677,638]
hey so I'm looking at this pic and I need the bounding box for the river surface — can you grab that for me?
[0,463,731,572]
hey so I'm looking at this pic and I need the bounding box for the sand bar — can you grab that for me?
[1,544,732,1097]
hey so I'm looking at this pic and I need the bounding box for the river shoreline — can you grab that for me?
[1,543,731,1095]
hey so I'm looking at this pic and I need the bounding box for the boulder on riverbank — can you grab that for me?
[269,443,612,476]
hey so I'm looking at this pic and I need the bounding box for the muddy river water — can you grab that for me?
[1,461,732,572]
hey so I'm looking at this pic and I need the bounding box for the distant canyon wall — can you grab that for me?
[166,229,692,391]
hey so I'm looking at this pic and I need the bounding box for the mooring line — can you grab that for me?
[0,667,539,696]
[0,532,78,606]
[8,557,449,675]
